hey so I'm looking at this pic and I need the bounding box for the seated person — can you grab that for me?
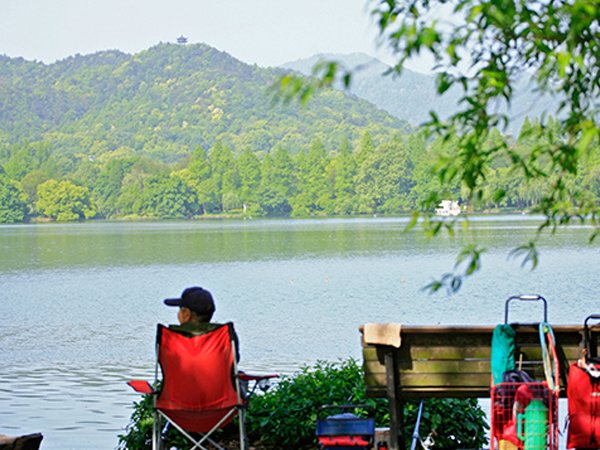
[164,286,240,362]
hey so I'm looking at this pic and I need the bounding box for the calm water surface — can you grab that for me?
[1,216,598,449]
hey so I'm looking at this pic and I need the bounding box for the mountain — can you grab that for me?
[0,44,409,163]
[280,53,560,135]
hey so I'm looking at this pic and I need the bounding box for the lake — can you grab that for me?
[1,215,598,449]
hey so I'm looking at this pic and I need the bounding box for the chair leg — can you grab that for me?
[153,409,162,450]
[239,408,248,450]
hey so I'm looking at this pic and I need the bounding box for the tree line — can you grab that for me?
[1,116,596,223]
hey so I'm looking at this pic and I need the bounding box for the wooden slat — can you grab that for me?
[366,372,491,388]
[364,346,582,366]
[515,345,582,361]
[363,345,492,362]
[397,325,496,334]
[365,385,491,399]
[399,345,492,360]
[366,358,490,374]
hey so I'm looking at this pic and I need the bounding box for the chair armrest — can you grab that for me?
[238,373,279,397]
[239,373,278,381]
[127,380,156,394]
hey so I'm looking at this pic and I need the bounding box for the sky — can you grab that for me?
[0,0,434,72]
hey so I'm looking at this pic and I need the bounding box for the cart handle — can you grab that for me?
[319,404,374,411]
[505,295,547,324]
[584,314,600,329]
[584,314,600,361]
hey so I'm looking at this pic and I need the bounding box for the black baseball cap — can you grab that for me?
[164,287,215,314]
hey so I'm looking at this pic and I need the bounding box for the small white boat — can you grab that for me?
[435,200,461,216]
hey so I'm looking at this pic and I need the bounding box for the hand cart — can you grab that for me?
[490,295,559,450]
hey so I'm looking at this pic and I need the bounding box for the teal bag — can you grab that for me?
[491,324,516,385]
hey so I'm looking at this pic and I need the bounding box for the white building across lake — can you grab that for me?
[435,200,461,216]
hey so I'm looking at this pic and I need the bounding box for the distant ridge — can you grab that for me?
[280,53,560,135]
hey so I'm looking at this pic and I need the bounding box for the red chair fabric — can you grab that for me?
[156,323,240,432]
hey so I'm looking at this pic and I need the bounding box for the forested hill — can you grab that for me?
[0,43,409,163]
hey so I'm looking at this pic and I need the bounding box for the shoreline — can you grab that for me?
[20,208,536,224]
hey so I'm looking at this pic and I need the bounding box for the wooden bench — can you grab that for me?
[360,323,599,450]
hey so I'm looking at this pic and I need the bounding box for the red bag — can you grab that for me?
[567,361,600,449]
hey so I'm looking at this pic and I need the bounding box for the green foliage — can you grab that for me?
[2,118,598,231]
[237,147,262,205]
[36,179,96,221]
[258,150,295,216]
[118,391,154,450]
[0,174,28,223]
[246,359,488,449]
[412,397,489,449]
[140,174,199,219]
[3,121,597,226]
[0,44,406,162]
[355,140,414,213]
[246,360,370,447]
[3,141,51,181]
[20,170,48,204]
[93,158,137,217]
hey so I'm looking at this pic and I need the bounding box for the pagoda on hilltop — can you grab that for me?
[177,35,188,44]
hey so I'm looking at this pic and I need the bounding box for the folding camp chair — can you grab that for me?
[127,323,277,450]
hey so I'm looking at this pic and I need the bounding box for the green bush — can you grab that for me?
[118,391,154,449]
[246,359,377,447]
[246,359,489,449]
[405,397,489,449]
[119,359,489,449]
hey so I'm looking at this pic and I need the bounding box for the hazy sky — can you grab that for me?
[0,0,431,71]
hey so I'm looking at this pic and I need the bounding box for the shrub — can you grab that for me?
[118,391,154,449]
[246,359,489,449]
[405,397,489,449]
[246,359,378,447]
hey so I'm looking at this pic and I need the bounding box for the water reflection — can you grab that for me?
[0,364,147,448]
[1,215,573,272]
